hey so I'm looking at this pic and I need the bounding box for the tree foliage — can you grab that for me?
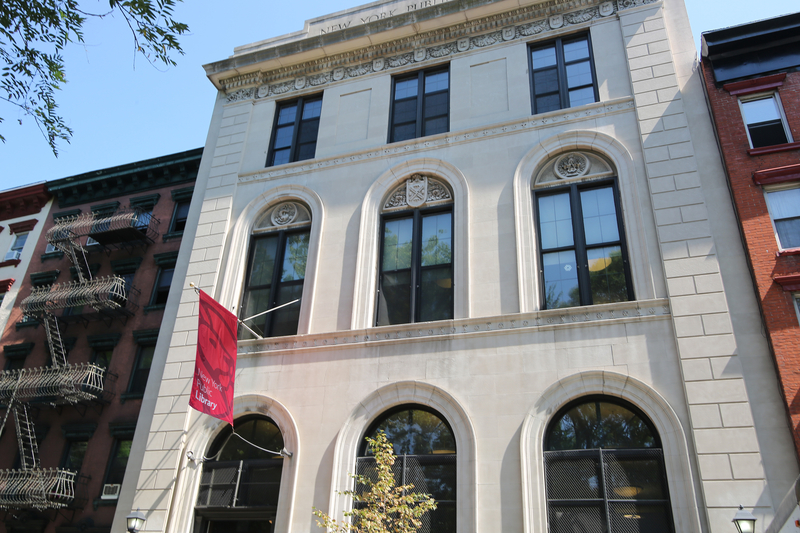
[314,431,437,533]
[0,0,189,154]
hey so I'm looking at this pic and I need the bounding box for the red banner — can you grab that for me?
[189,290,237,425]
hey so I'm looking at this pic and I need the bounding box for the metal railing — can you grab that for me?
[20,276,137,316]
[0,468,77,510]
[46,209,159,250]
[0,364,106,405]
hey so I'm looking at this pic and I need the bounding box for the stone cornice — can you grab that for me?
[221,0,658,99]
[9,219,38,234]
[238,298,670,355]
[0,183,50,222]
[238,96,634,183]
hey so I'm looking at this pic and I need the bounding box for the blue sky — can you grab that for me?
[1,0,797,191]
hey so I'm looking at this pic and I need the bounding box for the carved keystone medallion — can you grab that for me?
[554,152,590,179]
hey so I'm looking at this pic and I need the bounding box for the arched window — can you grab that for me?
[195,417,285,533]
[357,406,457,532]
[544,397,673,533]
[240,201,311,338]
[377,175,453,325]
[533,152,633,309]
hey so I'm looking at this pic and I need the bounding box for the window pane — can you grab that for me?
[563,38,590,62]
[377,271,412,326]
[419,266,453,322]
[548,401,657,450]
[423,91,448,118]
[424,116,448,136]
[216,418,284,461]
[281,232,310,282]
[546,455,602,499]
[395,77,419,99]
[270,282,304,337]
[366,408,456,455]
[424,71,449,93]
[775,218,800,249]
[158,268,174,290]
[742,97,781,124]
[393,124,417,142]
[64,441,88,472]
[297,119,320,144]
[538,193,574,249]
[604,455,667,501]
[106,439,132,485]
[566,61,593,89]
[276,104,297,125]
[393,98,418,125]
[129,345,154,393]
[748,120,789,148]
[581,187,620,245]
[536,94,562,113]
[382,218,414,271]
[302,98,322,119]
[568,87,596,108]
[532,46,557,68]
[272,125,295,150]
[421,213,452,266]
[548,505,605,533]
[533,68,559,95]
[241,288,271,339]
[608,502,672,533]
[172,201,190,232]
[12,233,28,251]
[768,189,800,248]
[587,245,627,304]
[542,250,579,309]
[271,148,291,166]
[249,236,279,287]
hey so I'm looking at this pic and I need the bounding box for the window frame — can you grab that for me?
[763,182,800,252]
[150,265,175,307]
[376,203,454,326]
[169,199,191,233]
[266,94,323,167]
[388,65,450,143]
[528,33,599,116]
[738,92,793,149]
[240,226,310,339]
[102,437,133,488]
[126,343,155,396]
[534,178,633,309]
[6,232,28,260]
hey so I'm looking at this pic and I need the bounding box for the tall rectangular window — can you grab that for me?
[170,201,191,233]
[240,229,310,339]
[389,67,449,143]
[267,95,322,167]
[765,187,800,250]
[104,438,132,486]
[377,208,453,325]
[128,344,155,394]
[62,440,89,473]
[5,233,28,261]
[740,94,791,148]
[530,35,597,115]
[150,267,174,306]
[535,181,632,309]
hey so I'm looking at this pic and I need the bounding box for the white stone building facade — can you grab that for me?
[121,0,799,532]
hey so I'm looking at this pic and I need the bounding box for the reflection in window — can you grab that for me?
[268,96,322,167]
[195,417,284,533]
[765,187,800,250]
[545,397,674,533]
[390,67,449,142]
[358,406,456,533]
[530,35,597,115]
[63,440,88,473]
[741,95,790,148]
[536,181,632,309]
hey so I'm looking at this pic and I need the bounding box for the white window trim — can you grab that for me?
[763,181,800,252]
[737,91,793,149]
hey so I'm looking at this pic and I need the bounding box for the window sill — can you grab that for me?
[748,141,800,156]
[143,303,166,314]
[120,392,144,404]
[41,251,65,262]
[0,259,21,268]
[777,248,800,257]
[92,498,118,510]
[162,230,184,242]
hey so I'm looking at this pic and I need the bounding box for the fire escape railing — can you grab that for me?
[20,276,139,318]
[0,364,106,405]
[0,468,78,510]
[46,209,159,252]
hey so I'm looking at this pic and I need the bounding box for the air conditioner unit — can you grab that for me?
[4,250,21,261]
[101,484,121,500]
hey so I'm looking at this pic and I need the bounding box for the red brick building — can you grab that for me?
[0,149,201,533]
[701,14,800,457]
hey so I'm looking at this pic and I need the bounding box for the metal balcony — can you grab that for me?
[20,276,139,323]
[0,468,81,510]
[0,363,106,406]
[46,209,159,252]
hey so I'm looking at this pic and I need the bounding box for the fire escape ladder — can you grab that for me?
[67,245,92,284]
[42,313,68,368]
[46,218,92,283]
[14,403,40,470]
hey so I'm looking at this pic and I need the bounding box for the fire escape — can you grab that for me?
[0,208,157,510]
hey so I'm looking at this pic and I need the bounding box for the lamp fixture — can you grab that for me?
[126,509,147,533]
[732,505,756,533]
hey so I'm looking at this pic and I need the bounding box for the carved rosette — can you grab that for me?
[384,175,452,210]
[271,202,299,226]
[554,152,591,179]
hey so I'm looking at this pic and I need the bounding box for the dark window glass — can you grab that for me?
[63,440,89,473]
[357,406,456,533]
[93,349,113,369]
[742,96,789,148]
[240,230,309,339]
[766,188,800,249]
[390,67,449,142]
[105,439,132,485]
[544,398,673,533]
[530,35,597,115]
[128,345,155,394]
[151,267,175,305]
[377,208,453,326]
[536,181,632,309]
[170,201,191,232]
[267,96,322,166]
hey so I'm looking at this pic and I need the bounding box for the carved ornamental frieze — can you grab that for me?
[224,0,660,102]
[384,175,453,210]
